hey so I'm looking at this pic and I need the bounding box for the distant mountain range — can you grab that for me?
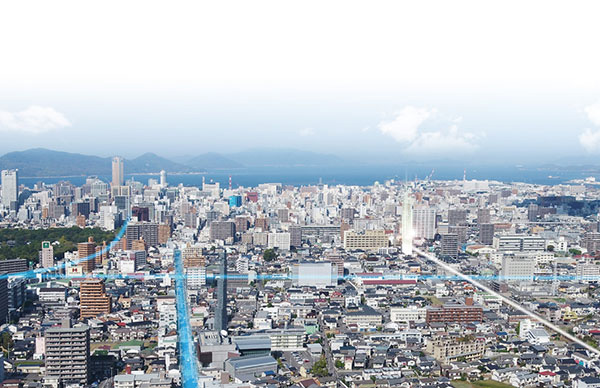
[0,148,345,177]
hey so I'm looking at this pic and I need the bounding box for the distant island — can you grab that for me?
[0,148,345,177]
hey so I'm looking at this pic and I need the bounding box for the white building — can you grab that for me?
[412,207,436,239]
[1,169,18,208]
[268,232,291,250]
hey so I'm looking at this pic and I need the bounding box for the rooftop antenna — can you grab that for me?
[463,169,467,182]
[229,175,232,190]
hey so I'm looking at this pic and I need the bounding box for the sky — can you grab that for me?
[1,0,600,165]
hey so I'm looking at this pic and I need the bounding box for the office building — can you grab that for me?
[448,209,467,226]
[229,195,242,207]
[111,156,124,187]
[215,252,228,332]
[160,170,167,187]
[80,279,111,318]
[501,253,535,282]
[267,232,291,250]
[440,233,459,259]
[343,230,389,251]
[0,275,7,324]
[125,222,159,249]
[494,235,545,252]
[413,206,437,239]
[290,225,302,248]
[477,208,491,224]
[0,259,28,274]
[44,322,90,385]
[479,223,495,245]
[210,221,236,242]
[1,169,18,209]
[41,241,54,268]
[402,191,414,255]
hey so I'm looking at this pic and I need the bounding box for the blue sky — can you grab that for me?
[1,0,600,165]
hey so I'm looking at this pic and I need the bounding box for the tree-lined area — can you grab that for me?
[0,227,115,263]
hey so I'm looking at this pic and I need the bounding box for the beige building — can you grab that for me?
[426,337,485,363]
[343,230,389,251]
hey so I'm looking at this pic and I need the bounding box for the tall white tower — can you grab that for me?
[111,156,124,187]
[160,170,167,187]
[402,190,414,255]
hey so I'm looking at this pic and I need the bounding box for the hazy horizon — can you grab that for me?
[2,1,600,165]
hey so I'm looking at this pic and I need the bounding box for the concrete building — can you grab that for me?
[267,232,291,250]
[413,206,436,239]
[210,221,236,242]
[1,169,18,209]
[112,156,124,187]
[343,229,389,251]
[501,253,535,282]
[440,233,459,259]
[44,322,90,385]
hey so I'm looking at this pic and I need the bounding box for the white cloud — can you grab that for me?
[378,107,479,154]
[579,101,600,153]
[378,106,434,142]
[299,127,315,137]
[579,128,600,153]
[406,125,480,154]
[0,106,71,134]
[584,101,600,127]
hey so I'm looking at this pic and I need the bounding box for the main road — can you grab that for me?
[174,248,201,387]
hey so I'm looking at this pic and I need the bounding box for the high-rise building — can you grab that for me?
[448,209,467,226]
[479,223,495,245]
[125,222,159,249]
[44,321,90,385]
[402,191,414,255]
[210,221,236,242]
[413,206,436,239]
[41,241,54,268]
[78,237,97,273]
[79,279,111,318]
[1,169,18,209]
[290,225,302,248]
[0,275,7,324]
[440,233,459,259]
[160,170,167,187]
[477,208,491,225]
[527,203,539,222]
[215,252,228,332]
[111,156,124,187]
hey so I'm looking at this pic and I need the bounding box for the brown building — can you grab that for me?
[425,304,483,324]
[80,279,111,319]
[94,241,108,267]
[184,256,205,269]
[78,237,97,273]
[131,238,147,252]
[158,224,171,245]
[255,217,269,232]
